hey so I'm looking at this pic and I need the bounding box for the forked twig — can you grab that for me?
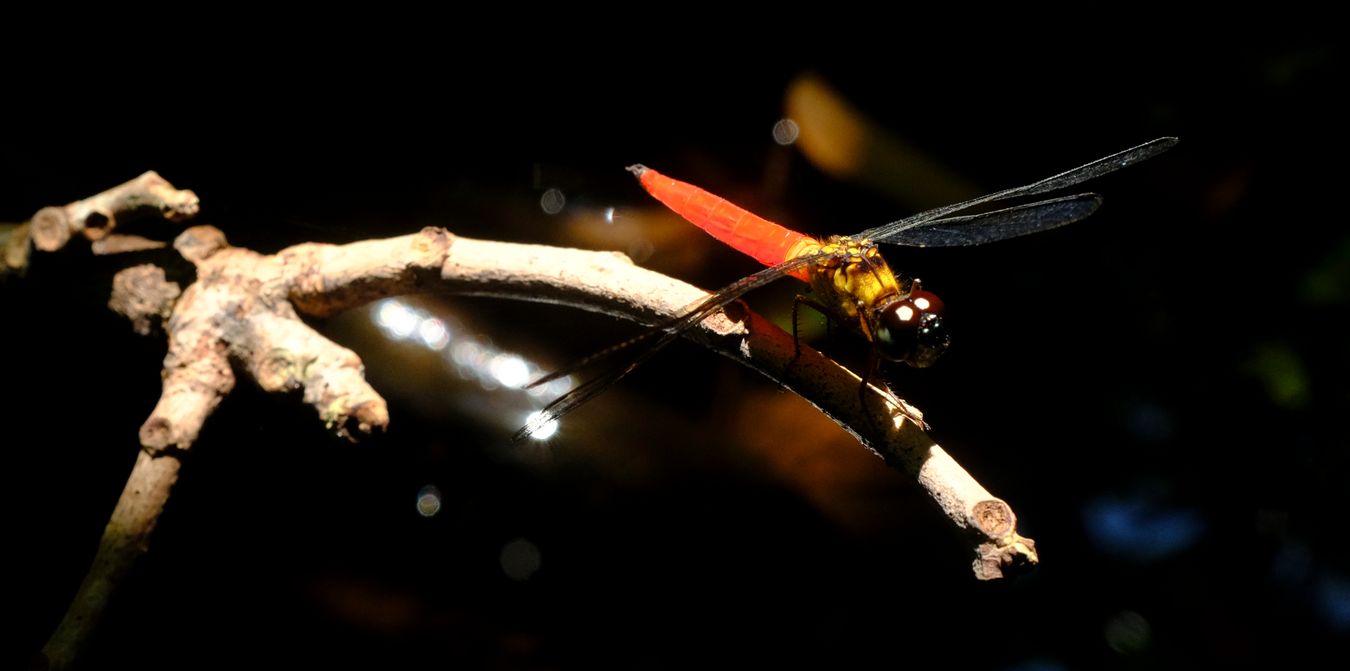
[29,176,1035,670]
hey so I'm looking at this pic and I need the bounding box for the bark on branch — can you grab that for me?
[434,236,1038,579]
[5,171,194,279]
[42,226,447,669]
[30,171,198,252]
[36,179,1037,669]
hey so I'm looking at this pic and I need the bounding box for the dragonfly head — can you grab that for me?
[875,288,950,368]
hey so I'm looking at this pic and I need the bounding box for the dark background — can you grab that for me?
[5,34,1347,669]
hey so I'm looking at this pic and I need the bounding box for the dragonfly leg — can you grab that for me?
[856,347,889,435]
[857,346,930,432]
[791,295,837,362]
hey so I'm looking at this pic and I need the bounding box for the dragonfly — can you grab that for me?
[518,137,1177,440]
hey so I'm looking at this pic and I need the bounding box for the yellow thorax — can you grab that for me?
[791,235,906,325]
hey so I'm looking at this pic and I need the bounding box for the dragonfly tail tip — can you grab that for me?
[625,164,649,178]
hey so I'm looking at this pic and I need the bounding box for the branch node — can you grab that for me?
[970,498,1016,538]
[1,222,32,273]
[973,534,1039,581]
[137,170,201,222]
[174,225,229,263]
[29,171,201,258]
[110,265,182,336]
[31,207,71,251]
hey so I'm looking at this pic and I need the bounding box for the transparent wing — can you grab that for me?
[877,193,1101,247]
[515,251,828,441]
[856,137,1177,244]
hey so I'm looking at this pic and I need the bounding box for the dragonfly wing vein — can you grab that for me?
[856,137,1177,241]
[874,193,1103,247]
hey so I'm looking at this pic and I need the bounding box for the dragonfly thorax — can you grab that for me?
[800,236,905,321]
[799,236,951,367]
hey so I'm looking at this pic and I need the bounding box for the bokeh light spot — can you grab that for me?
[1317,575,1350,631]
[489,354,531,389]
[1082,494,1204,561]
[540,188,566,215]
[523,410,558,440]
[500,537,542,581]
[772,118,800,145]
[1103,610,1151,655]
[418,318,450,350]
[416,485,442,518]
[375,300,419,339]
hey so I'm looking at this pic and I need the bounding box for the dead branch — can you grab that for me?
[5,171,195,281]
[30,171,198,252]
[435,236,1038,579]
[41,225,448,669]
[40,451,182,671]
[1,222,32,272]
[35,177,1036,669]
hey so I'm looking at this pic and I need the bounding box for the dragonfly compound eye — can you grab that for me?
[876,290,950,367]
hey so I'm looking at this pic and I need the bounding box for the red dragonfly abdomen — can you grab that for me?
[630,165,814,280]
